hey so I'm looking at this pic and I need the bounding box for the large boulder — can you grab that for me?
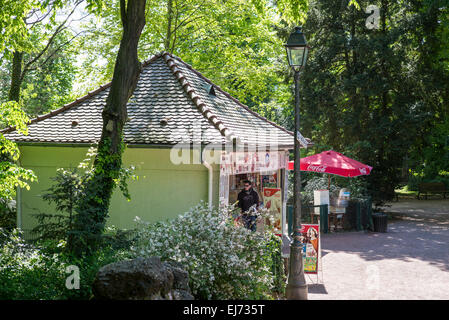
[92,257,193,300]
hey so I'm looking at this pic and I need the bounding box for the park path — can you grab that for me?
[306,199,449,300]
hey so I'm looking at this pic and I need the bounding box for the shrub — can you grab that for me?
[32,167,86,242]
[0,229,67,299]
[31,147,136,255]
[0,199,16,230]
[407,171,423,191]
[302,176,339,204]
[0,228,125,300]
[346,176,369,200]
[129,202,283,300]
[407,170,449,191]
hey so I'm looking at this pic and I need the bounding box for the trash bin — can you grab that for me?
[372,212,388,232]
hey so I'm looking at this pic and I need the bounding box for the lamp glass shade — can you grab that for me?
[286,46,309,68]
[285,26,309,70]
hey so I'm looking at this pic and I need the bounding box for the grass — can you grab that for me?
[394,185,418,199]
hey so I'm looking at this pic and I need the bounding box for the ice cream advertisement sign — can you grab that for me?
[263,188,282,236]
[300,224,320,274]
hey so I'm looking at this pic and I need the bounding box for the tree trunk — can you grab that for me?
[164,0,173,51]
[70,0,147,255]
[8,51,24,102]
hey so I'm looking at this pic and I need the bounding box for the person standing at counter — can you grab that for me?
[237,180,259,231]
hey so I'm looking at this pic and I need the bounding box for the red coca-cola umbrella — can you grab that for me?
[288,150,372,178]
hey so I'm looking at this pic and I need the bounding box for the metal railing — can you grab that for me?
[287,197,374,234]
[345,197,374,231]
[287,204,329,234]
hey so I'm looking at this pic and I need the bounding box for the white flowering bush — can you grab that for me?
[302,176,339,204]
[129,202,284,300]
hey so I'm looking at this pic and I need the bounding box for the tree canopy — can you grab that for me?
[1,0,448,210]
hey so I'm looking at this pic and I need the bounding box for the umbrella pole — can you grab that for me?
[328,175,330,190]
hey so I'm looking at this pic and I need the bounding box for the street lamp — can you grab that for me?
[285,26,309,300]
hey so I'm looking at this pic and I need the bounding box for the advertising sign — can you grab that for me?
[263,188,282,236]
[221,151,287,175]
[296,131,309,148]
[300,224,320,274]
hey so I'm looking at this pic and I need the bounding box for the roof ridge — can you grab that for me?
[164,52,301,141]
[1,52,166,135]
[162,52,236,142]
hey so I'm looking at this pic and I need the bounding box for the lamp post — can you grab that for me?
[285,26,310,300]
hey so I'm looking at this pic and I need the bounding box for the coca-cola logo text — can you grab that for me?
[307,164,327,172]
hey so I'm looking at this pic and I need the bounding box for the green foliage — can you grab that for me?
[32,167,86,242]
[276,0,309,23]
[130,202,283,299]
[0,199,16,230]
[43,168,85,216]
[0,229,67,300]
[17,27,77,117]
[266,232,286,295]
[76,0,307,121]
[0,4,80,117]
[29,146,136,252]
[0,101,29,135]
[301,175,339,204]
[345,176,369,199]
[0,228,125,300]
[298,0,449,204]
[0,101,36,200]
[71,139,128,254]
[0,0,35,53]
[407,170,449,192]
[407,171,423,191]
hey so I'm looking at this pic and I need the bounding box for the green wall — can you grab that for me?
[18,145,220,231]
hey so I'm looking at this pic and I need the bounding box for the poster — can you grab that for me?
[227,151,286,175]
[261,173,277,188]
[300,224,320,274]
[263,188,282,236]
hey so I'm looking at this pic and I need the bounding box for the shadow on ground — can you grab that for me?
[307,284,328,294]
[320,210,449,272]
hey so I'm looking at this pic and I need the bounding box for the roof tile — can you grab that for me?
[3,52,310,148]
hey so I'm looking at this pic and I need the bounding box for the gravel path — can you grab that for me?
[306,200,449,300]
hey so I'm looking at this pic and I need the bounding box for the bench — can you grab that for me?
[417,182,448,200]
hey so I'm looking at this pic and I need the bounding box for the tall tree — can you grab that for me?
[406,0,449,180]
[299,0,443,202]
[71,0,147,254]
[0,26,79,116]
[6,1,84,104]
[0,0,55,204]
[76,0,308,119]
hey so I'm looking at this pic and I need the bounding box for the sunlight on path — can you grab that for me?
[307,215,449,300]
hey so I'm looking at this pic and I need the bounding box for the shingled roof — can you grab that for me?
[3,52,310,148]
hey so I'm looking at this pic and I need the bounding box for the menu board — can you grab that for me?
[300,224,320,274]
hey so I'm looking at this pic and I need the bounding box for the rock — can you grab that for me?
[171,289,195,300]
[92,257,194,300]
[163,260,190,291]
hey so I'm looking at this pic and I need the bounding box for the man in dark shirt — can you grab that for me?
[237,180,259,231]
